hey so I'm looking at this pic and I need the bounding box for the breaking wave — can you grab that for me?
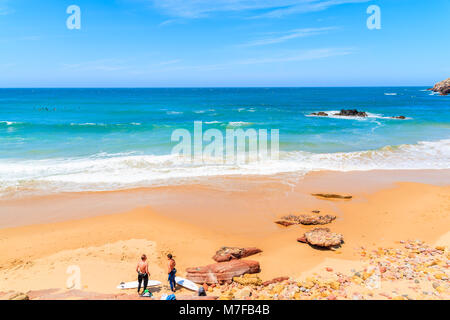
[0,139,448,198]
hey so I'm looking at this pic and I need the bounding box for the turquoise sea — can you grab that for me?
[0,87,449,197]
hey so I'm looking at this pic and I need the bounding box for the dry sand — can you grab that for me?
[0,170,449,298]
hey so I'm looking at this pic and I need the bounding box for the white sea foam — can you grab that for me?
[0,139,449,198]
[227,121,253,126]
[70,122,105,126]
[306,111,411,120]
[0,121,21,125]
[194,109,215,114]
[166,111,183,115]
[69,122,142,126]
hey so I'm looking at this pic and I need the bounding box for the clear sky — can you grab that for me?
[0,0,448,87]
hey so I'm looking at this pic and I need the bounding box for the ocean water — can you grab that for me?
[0,87,449,198]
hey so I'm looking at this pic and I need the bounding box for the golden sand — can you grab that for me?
[0,170,449,297]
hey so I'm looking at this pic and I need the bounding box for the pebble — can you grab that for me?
[216,239,449,300]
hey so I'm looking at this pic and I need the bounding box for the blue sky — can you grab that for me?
[0,0,448,87]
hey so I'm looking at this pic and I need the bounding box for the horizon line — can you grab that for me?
[0,85,433,89]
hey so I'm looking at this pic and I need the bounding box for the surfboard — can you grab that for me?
[116,280,161,290]
[175,276,199,291]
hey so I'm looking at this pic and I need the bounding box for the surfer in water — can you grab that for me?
[167,254,177,292]
[136,254,149,295]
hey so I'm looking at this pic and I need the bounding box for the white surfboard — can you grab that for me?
[116,280,161,290]
[175,276,199,291]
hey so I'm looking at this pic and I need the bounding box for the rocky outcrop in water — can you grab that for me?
[334,109,367,117]
[429,78,450,96]
[391,116,406,119]
[310,111,328,116]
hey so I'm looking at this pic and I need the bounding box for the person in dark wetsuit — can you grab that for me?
[136,254,149,295]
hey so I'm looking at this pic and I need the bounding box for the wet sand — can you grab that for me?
[0,169,449,297]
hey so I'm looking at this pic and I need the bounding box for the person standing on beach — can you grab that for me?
[136,254,149,295]
[167,254,177,292]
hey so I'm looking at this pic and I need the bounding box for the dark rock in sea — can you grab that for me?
[429,78,450,96]
[186,260,261,284]
[334,109,367,117]
[312,193,352,200]
[212,246,262,262]
[310,111,328,116]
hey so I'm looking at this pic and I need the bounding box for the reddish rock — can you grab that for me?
[212,246,262,262]
[297,236,308,243]
[186,260,261,284]
[262,277,289,286]
[312,193,352,200]
[274,220,296,227]
[280,214,336,225]
[302,228,343,248]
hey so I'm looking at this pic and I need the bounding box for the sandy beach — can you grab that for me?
[0,169,449,300]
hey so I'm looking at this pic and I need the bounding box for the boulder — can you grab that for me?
[281,214,336,225]
[233,274,263,286]
[212,246,262,262]
[334,109,367,117]
[429,78,450,96]
[302,228,343,248]
[312,193,352,200]
[391,116,406,119]
[186,260,261,284]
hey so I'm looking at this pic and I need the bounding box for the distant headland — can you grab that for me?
[428,78,450,96]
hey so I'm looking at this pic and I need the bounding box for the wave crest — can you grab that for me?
[0,139,449,198]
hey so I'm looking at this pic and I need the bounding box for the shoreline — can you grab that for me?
[0,169,449,299]
[1,168,449,229]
